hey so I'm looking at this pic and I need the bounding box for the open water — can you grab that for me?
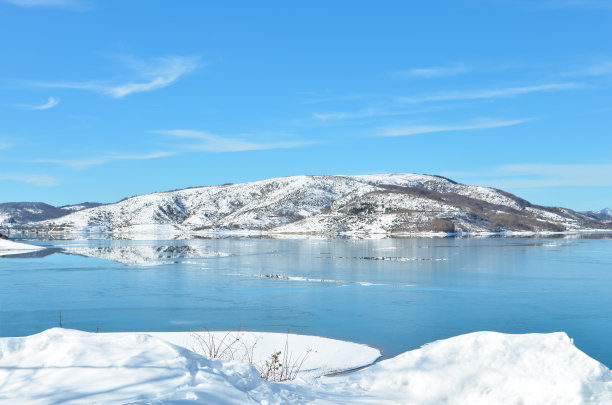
[1,236,611,366]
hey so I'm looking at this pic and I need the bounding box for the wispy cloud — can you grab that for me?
[32,129,311,169]
[34,151,174,169]
[17,96,60,110]
[443,163,612,188]
[155,129,314,152]
[0,174,58,186]
[0,139,12,150]
[314,107,412,121]
[34,55,200,98]
[313,104,460,122]
[568,61,612,76]
[396,82,584,103]
[540,0,612,10]
[1,0,91,10]
[391,64,468,78]
[381,117,533,137]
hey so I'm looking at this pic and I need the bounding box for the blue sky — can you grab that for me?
[1,0,611,210]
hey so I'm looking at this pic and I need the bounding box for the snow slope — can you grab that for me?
[0,239,45,256]
[23,174,612,237]
[0,329,610,404]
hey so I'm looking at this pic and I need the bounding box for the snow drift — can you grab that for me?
[0,329,610,404]
[318,331,612,404]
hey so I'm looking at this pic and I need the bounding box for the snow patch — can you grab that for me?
[0,239,45,255]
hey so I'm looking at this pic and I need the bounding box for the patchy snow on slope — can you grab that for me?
[0,329,610,404]
[29,173,612,237]
[0,239,45,256]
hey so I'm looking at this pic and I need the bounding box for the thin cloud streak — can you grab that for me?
[381,118,532,137]
[34,55,199,98]
[0,139,12,150]
[397,83,584,103]
[542,0,612,10]
[155,129,314,152]
[568,61,612,76]
[313,104,462,122]
[17,97,60,110]
[313,108,414,121]
[0,174,58,186]
[1,0,91,9]
[392,64,468,78]
[443,163,612,188]
[32,129,312,169]
[34,151,174,169]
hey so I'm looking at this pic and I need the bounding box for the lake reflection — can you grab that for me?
[1,236,611,367]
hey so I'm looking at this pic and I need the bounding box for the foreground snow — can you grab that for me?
[1,329,610,404]
[0,238,44,255]
[110,330,381,378]
[0,329,612,405]
[317,331,612,405]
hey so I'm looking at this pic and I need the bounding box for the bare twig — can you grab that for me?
[191,325,310,382]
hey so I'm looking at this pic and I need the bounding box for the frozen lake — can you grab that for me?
[1,236,611,367]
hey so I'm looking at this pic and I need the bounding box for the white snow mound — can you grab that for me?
[0,328,279,404]
[0,329,611,404]
[0,239,45,255]
[318,331,612,404]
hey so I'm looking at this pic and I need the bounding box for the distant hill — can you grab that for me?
[59,202,104,212]
[585,208,612,220]
[14,173,610,237]
[0,202,103,225]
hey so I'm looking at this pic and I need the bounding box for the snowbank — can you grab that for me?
[0,238,45,256]
[0,328,272,404]
[139,331,381,378]
[0,329,610,404]
[317,331,612,404]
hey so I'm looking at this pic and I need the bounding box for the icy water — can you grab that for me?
[1,236,611,367]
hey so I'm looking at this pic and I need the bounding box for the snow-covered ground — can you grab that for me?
[133,330,381,378]
[0,328,610,404]
[0,238,44,256]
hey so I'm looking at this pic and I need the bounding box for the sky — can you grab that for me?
[0,0,611,210]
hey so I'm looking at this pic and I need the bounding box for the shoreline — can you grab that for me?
[3,227,612,241]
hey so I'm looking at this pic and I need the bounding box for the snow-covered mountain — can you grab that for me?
[0,202,103,226]
[59,202,104,212]
[585,208,612,220]
[20,174,612,237]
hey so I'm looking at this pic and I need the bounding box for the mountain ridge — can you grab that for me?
[5,174,611,238]
[585,208,612,220]
[0,202,103,226]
